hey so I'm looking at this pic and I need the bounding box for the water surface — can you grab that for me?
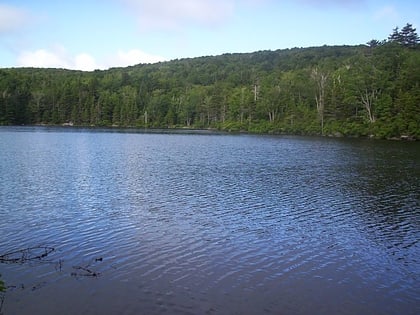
[0,126,419,314]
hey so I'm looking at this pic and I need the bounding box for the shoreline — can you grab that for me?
[1,124,417,141]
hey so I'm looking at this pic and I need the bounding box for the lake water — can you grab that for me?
[0,126,419,315]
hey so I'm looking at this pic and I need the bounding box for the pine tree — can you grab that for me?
[400,23,419,47]
[388,27,402,43]
[388,23,419,47]
[366,39,381,48]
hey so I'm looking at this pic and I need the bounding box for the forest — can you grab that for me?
[0,24,419,139]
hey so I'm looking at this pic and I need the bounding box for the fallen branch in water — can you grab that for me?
[0,247,104,313]
[71,257,103,277]
[71,265,100,277]
[0,246,55,264]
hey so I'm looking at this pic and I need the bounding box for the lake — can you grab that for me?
[0,126,419,315]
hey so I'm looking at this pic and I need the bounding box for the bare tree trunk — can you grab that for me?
[221,99,226,123]
[268,109,276,122]
[254,84,258,102]
[311,68,328,135]
[360,89,377,123]
[240,87,246,124]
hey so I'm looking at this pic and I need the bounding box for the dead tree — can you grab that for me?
[360,88,378,123]
[311,67,328,135]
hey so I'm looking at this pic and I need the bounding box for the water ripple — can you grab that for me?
[0,128,419,314]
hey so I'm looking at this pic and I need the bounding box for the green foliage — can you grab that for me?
[388,23,420,47]
[0,25,419,139]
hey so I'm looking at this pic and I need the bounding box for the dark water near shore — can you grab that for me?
[0,126,419,315]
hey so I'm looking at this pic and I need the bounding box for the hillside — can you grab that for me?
[1,39,419,139]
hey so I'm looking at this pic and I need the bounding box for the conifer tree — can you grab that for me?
[388,23,419,47]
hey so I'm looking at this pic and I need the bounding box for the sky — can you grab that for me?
[0,0,419,71]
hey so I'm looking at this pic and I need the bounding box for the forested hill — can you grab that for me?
[1,28,419,139]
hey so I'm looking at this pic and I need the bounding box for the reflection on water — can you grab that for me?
[0,127,419,314]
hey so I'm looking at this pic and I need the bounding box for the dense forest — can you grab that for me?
[1,24,419,139]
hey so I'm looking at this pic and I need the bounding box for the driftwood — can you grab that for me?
[71,257,103,277]
[0,246,55,264]
[71,265,100,277]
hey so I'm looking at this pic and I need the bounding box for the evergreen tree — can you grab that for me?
[400,23,420,47]
[388,23,419,47]
[0,24,418,139]
[388,27,403,43]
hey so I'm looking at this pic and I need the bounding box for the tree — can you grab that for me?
[311,67,328,135]
[259,73,289,124]
[388,27,403,43]
[388,23,419,47]
[360,88,378,123]
[0,38,418,138]
[366,39,382,48]
[400,23,420,47]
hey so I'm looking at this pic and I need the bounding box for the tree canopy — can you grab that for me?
[1,24,419,139]
[388,23,420,47]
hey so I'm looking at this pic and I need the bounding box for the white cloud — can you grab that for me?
[120,0,235,30]
[17,47,71,69]
[75,53,100,71]
[16,46,166,71]
[0,4,31,34]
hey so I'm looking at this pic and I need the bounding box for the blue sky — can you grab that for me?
[0,0,419,71]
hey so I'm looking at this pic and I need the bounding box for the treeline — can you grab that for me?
[0,24,419,139]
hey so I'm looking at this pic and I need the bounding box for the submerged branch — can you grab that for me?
[0,246,55,264]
